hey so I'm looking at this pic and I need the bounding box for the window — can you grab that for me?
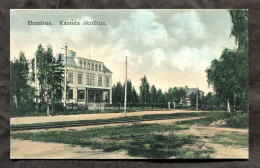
[79,60,82,68]
[68,73,73,83]
[106,77,109,87]
[77,90,84,99]
[98,76,102,86]
[99,65,101,71]
[87,62,90,70]
[78,73,83,84]
[91,63,94,70]
[68,89,73,99]
[95,64,98,71]
[84,61,86,69]
[91,75,95,85]
[86,74,90,85]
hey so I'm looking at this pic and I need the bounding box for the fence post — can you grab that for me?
[168,102,171,110]
[131,102,133,111]
[161,103,162,110]
[118,102,120,112]
[142,102,144,110]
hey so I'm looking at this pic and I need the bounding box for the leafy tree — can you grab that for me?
[189,91,203,109]
[150,85,157,104]
[229,10,248,49]
[132,87,139,103]
[206,10,248,112]
[112,82,124,104]
[201,92,222,111]
[50,55,65,104]
[166,87,187,104]
[33,45,66,106]
[10,52,35,114]
[157,89,166,104]
[139,75,150,103]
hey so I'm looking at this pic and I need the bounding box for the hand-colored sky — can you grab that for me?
[10,9,237,93]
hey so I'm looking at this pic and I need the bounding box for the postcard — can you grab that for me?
[10,9,248,159]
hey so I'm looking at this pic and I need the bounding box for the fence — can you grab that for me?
[33,102,184,115]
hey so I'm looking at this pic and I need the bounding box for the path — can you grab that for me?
[11,139,142,159]
[12,116,204,133]
[11,110,208,125]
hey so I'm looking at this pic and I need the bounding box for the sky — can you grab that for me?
[10,9,237,93]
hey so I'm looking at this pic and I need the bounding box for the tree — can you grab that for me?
[166,87,187,104]
[132,87,139,103]
[229,10,248,49]
[157,89,166,104]
[139,75,150,103]
[189,91,203,109]
[112,82,124,104]
[33,45,66,107]
[150,85,157,104]
[206,10,248,112]
[10,52,35,114]
[50,55,65,105]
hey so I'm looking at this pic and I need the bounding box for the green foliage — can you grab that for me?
[139,75,150,103]
[229,10,248,49]
[11,123,212,159]
[150,85,157,103]
[112,81,123,103]
[206,10,248,112]
[211,134,248,147]
[112,80,139,104]
[225,113,248,128]
[157,89,166,104]
[165,87,187,104]
[34,45,65,105]
[10,52,36,115]
[200,92,222,111]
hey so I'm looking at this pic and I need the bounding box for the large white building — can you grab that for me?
[57,51,113,105]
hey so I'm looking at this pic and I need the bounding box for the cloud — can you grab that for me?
[170,10,207,39]
[10,9,237,93]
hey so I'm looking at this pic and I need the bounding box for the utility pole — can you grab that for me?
[89,32,90,59]
[124,56,127,117]
[196,87,199,111]
[61,43,68,107]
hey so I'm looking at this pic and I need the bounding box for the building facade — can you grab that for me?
[57,51,112,105]
[183,86,204,106]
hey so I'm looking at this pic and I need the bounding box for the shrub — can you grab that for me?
[225,113,248,128]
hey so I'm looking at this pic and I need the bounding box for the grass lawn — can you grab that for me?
[11,123,214,159]
[11,111,248,159]
[210,134,248,147]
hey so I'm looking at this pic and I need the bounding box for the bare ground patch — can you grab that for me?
[174,125,248,159]
[10,139,142,159]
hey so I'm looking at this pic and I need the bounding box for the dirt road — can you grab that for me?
[11,110,208,125]
[11,139,141,159]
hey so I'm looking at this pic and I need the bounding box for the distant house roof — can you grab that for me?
[103,65,112,73]
[184,86,204,96]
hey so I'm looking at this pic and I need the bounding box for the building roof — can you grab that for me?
[184,87,204,96]
[56,54,78,68]
[103,65,112,73]
[77,57,103,63]
[56,53,112,73]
